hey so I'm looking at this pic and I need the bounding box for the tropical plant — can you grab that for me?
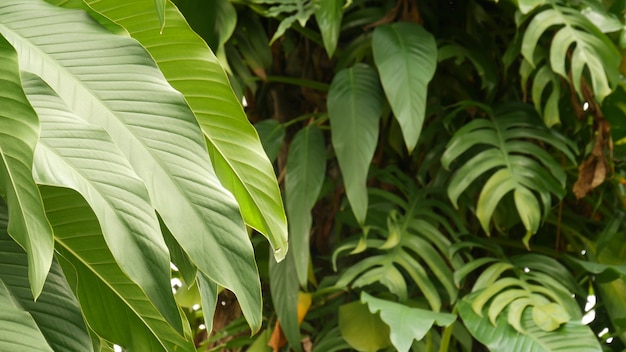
[0,0,286,350]
[3,0,626,351]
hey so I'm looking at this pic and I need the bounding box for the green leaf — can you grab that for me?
[328,64,383,224]
[22,72,181,333]
[517,0,546,14]
[84,0,288,263]
[197,273,219,334]
[172,0,237,50]
[42,186,195,352]
[254,119,286,163]
[531,302,570,332]
[339,301,391,352]
[372,22,437,153]
[521,6,621,102]
[2,0,263,331]
[269,246,302,352]
[459,293,601,352]
[531,65,562,127]
[0,279,52,352]
[441,104,574,236]
[0,33,53,299]
[361,292,456,352]
[0,200,91,352]
[315,0,343,57]
[154,0,166,32]
[252,0,317,43]
[286,125,326,287]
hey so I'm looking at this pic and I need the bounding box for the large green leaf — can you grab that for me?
[42,186,195,352]
[0,0,262,331]
[22,72,181,332]
[361,292,456,352]
[372,22,437,153]
[0,199,91,352]
[328,64,384,225]
[0,33,53,299]
[286,125,326,287]
[458,292,601,352]
[84,0,288,263]
[521,5,621,102]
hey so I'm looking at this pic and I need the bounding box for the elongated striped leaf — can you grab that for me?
[42,186,195,352]
[22,72,181,333]
[459,292,601,352]
[328,64,383,224]
[84,0,288,263]
[0,280,52,352]
[0,0,262,331]
[0,33,53,299]
[269,245,302,352]
[0,199,91,352]
[286,125,326,287]
[373,22,437,153]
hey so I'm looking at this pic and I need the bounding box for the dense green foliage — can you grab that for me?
[2,0,626,351]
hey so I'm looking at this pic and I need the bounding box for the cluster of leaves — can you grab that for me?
[0,0,287,350]
[177,0,626,350]
[4,0,626,351]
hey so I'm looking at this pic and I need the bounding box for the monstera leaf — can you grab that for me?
[334,184,464,311]
[455,250,582,337]
[521,4,620,102]
[442,104,577,244]
[459,291,601,352]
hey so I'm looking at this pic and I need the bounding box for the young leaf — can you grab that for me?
[373,22,437,153]
[0,33,53,299]
[286,125,326,287]
[328,64,383,224]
